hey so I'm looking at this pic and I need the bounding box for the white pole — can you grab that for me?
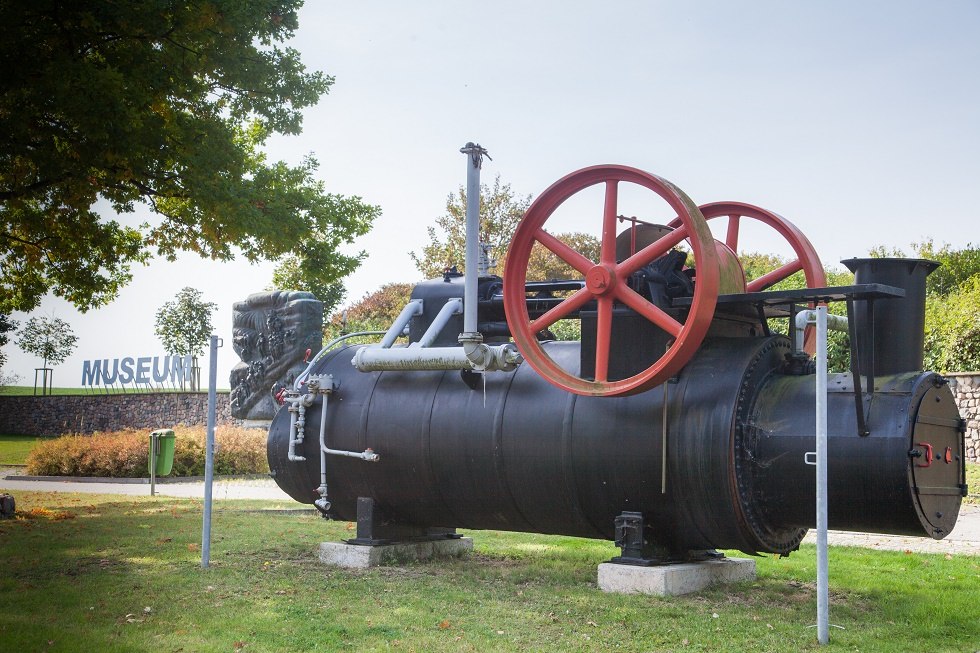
[201,335,220,568]
[816,306,829,644]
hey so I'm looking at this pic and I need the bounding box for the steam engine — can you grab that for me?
[268,164,966,562]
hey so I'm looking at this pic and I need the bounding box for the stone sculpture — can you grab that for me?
[230,291,322,421]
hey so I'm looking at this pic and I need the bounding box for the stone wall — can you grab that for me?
[0,392,242,436]
[1,376,977,461]
[948,373,979,463]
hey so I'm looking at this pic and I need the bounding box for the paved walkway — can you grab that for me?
[1,468,977,555]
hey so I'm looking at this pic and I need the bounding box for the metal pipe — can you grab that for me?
[460,142,485,337]
[816,307,829,644]
[287,393,315,462]
[315,386,330,514]
[380,300,423,349]
[294,330,387,390]
[411,298,462,348]
[352,343,521,372]
[795,310,848,352]
[201,334,220,569]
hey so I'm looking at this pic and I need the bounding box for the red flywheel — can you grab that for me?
[502,165,720,397]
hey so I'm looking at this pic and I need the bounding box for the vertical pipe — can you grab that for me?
[816,306,829,644]
[460,143,484,336]
[201,334,219,569]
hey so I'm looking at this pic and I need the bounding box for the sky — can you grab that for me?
[3,0,979,389]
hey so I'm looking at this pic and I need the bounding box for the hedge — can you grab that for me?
[24,426,268,477]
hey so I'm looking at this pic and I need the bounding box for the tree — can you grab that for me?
[872,242,980,372]
[0,314,18,383]
[870,240,980,296]
[154,287,218,358]
[16,316,78,370]
[324,283,414,342]
[411,175,531,278]
[0,1,379,314]
[269,254,347,317]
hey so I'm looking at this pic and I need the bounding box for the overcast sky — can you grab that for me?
[4,0,978,389]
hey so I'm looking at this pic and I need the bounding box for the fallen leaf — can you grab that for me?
[586,620,598,627]
[438,620,451,630]
[766,623,774,630]
[682,638,689,646]
[187,543,199,551]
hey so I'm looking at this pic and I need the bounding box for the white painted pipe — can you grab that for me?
[816,306,830,644]
[352,343,521,372]
[411,298,462,348]
[293,330,387,391]
[379,299,423,349]
[795,310,848,352]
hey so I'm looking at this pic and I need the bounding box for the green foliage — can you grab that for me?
[0,1,378,313]
[269,254,346,317]
[411,175,531,278]
[324,282,414,341]
[526,232,601,282]
[870,241,980,372]
[870,239,980,296]
[15,316,78,368]
[154,287,217,357]
[923,276,980,372]
[0,313,16,374]
[24,426,267,477]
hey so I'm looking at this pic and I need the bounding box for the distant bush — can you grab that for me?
[25,426,268,477]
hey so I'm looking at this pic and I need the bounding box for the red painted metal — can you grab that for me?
[669,201,826,291]
[503,165,720,397]
[670,201,826,353]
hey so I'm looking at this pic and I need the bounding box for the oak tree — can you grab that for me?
[0,1,378,314]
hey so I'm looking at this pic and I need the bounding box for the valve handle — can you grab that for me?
[914,442,934,468]
[503,165,720,397]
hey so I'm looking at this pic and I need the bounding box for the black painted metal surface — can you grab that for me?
[267,334,964,556]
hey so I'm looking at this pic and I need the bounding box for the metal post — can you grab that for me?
[201,335,221,568]
[460,142,487,337]
[816,306,829,644]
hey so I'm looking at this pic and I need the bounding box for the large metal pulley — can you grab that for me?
[502,165,827,397]
[502,165,721,397]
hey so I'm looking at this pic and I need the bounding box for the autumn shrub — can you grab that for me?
[25,426,268,477]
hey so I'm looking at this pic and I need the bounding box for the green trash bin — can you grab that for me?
[149,429,176,477]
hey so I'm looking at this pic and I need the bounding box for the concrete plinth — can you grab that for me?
[598,558,756,596]
[318,537,473,568]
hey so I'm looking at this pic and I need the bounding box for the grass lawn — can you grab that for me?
[0,435,49,465]
[0,490,976,652]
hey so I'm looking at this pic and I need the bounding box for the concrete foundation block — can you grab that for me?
[318,537,473,568]
[598,557,756,596]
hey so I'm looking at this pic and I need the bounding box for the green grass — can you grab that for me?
[0,490,977,652]
[967,462,980,505]
[0,435,49,465]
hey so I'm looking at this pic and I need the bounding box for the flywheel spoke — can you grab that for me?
[616,285,683,338]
